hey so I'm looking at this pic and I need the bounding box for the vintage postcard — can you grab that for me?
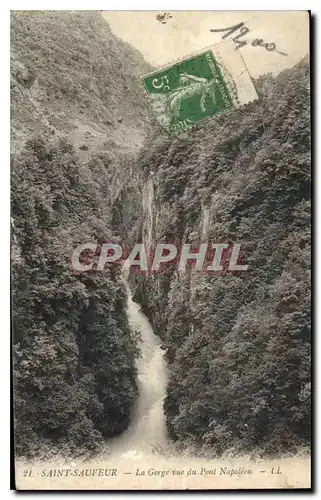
[11,10,311,490]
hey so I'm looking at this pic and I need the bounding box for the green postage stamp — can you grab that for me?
[143,41,258,134]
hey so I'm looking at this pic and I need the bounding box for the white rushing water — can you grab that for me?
[108,276,168,459]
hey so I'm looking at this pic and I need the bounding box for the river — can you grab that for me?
[108,278,168,459]
[15,278,311,490]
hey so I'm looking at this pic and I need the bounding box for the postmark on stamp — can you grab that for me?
[143,42,258,134]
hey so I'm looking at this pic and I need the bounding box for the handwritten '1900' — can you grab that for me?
[210,22,288,56]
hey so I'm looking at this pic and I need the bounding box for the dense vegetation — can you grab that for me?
[12,138,140,459]
[11,10,311,460]
[11,11,151,460]
[133,57,311,456]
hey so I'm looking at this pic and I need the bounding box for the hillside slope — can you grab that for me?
[132,57,311,457]
[11,10,152,157]
[11,11,151,460]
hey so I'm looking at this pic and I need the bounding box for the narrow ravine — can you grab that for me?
[108,271,168,459]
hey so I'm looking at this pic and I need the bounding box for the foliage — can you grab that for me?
[11,10,153,460]
[134,58,311,456]
[12,138,138,459]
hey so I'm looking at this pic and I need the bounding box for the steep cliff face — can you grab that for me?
[11,11,310,460]
[11,11,152,459]
[133,58,311,456]
[11,10,154,233]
